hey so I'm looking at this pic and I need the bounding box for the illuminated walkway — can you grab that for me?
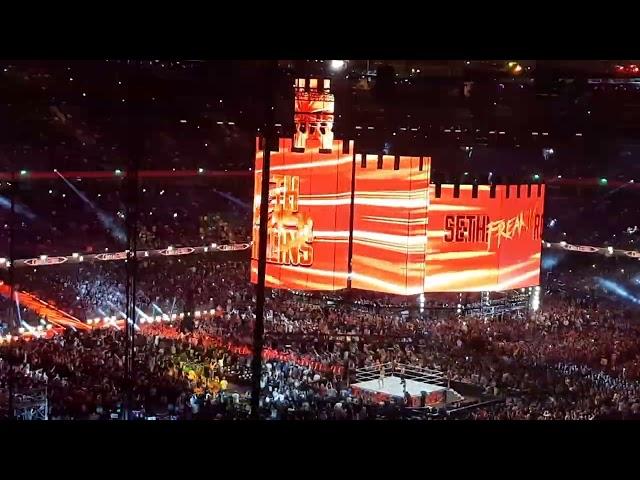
[0,282,89,331]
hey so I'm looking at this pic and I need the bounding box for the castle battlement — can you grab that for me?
[256,137,354,157]
[432,183,545,200]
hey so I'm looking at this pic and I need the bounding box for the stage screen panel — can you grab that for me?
[425,184,544,292]
[350,154,430,295]
[495,184,545,289]
[251,138,354,290]
[293,78,335,150]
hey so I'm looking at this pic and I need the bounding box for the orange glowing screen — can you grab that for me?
[250,137,353,290]
[350,154,431,295]
[425,184,545,292]
[250,77,545,294]
[293,78,334,150]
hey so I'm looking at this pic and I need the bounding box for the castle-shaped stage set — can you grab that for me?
[250,77,546,408]
[251,77,545,296]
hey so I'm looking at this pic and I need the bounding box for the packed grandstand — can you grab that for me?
[1,60,640,420]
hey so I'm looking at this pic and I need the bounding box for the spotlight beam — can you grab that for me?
[54,170,126,243]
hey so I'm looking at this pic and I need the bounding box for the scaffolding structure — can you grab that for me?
[0,386,48,420]
[465,290,531,318]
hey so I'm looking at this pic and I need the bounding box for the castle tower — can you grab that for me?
[251,77,545,294]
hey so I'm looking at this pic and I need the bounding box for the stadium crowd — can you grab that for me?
[543,187,640,250]
[2,174,639,421]
[2,60,640,420]
[2,252,640,420]
[1,181,251,259]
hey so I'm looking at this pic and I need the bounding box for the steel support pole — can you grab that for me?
[123,67,141,420]
[250,61,277,419]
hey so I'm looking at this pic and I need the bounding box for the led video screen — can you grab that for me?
[293,78,335,150]
[250,76,545,295]
[250,138,354,290]
[425,184,545,292]
[350,154,431,295]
